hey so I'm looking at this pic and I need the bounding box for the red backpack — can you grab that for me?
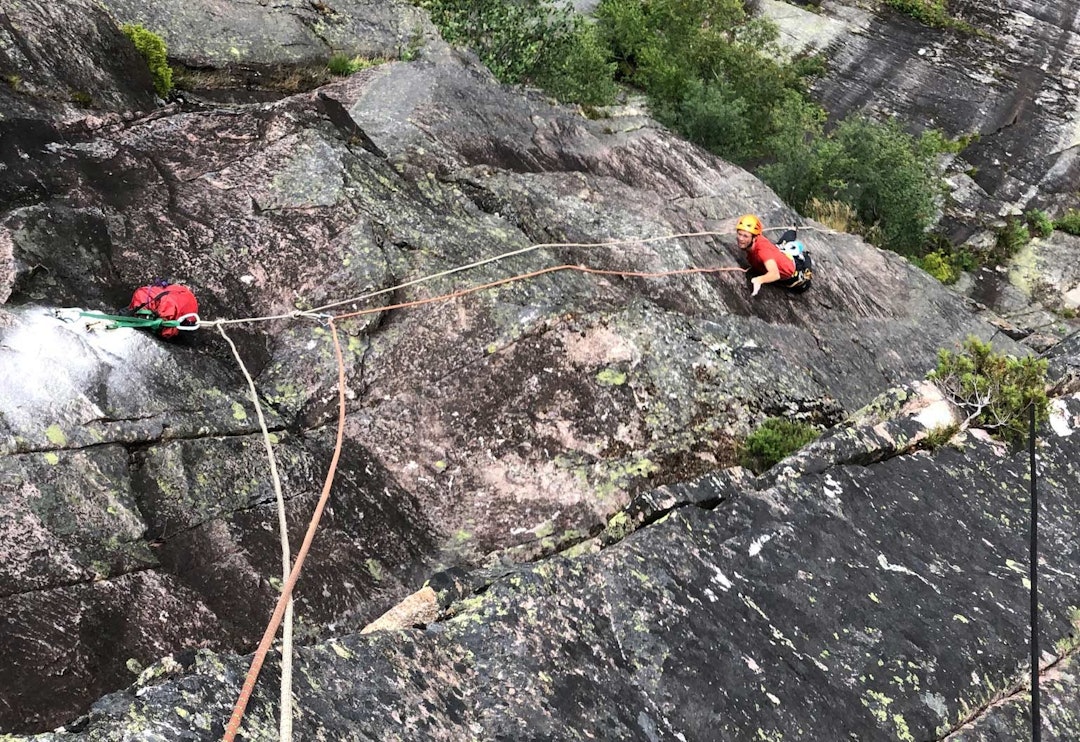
[127,282,199,338]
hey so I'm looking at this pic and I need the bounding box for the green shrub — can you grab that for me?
[911,239,978,283]
[756,90,831,206]
[1025,209,1055,238]
[884,0,977,32]
[826,118,943,254]
[414,0,616,105]
[121,24,172,97]
[884,0,951,27]
[1056,209,1080,236]
[738,418,820,474]
[531,21,617,106]
[652,79,753,162]
[928,336,1048,446]
[595,0,819,164]
[990,218,1030,264]
[764,115,946,254]
[922,422,960,450]
[914,251,960,284]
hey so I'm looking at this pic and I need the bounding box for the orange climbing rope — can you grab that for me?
[222,318,347,742]
[219,261,749,739]
[332,263,748,321]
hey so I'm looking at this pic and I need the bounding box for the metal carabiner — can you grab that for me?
[174,313,201,331]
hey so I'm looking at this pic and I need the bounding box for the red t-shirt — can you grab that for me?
[747,235,796,279]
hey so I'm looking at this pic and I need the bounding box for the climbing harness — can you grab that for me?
[776,228,814,290]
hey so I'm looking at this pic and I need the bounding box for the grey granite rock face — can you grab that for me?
[0,0,157,121]
[782,0,1080,236]
[99,0,436,67]
[12,380,1080,740]
[0,0,1071,735]
[0,307,436,732]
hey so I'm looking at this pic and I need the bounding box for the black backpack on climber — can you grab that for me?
[776,229,813,293]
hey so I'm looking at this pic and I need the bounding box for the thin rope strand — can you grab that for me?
[216,325,295,741]
[307,230,732,315]
[223,319,348,742]
[200,223,833,329]
[331,263,747,321]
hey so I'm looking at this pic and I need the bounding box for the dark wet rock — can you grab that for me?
[0,52,1020,732]
[0,308,437,732]
[12,385,1080,740]
[2,571,224,736]
[0,0,1072,734]
[951,652,1080,741]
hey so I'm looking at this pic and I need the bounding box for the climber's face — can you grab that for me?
[736,230,753,250]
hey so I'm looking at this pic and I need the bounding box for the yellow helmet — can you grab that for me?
[736,214,763,235]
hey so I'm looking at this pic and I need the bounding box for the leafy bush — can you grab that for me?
[595,0,820,164]
[1025,209,1054,238]
[912,235,978,283]
[738,418,820,474]
[765,116,943,254]
[990,218,1031,263]
[652,79,753,161]
[824,118,942,254]
[1056,209,1080,236]
[121,24,172,97]
[531,21,617,105]
[929,336,1048,446]
[884,0,951,27]
[414,0,616,105]
[884,0,977,32]
[756,90,831,205]
[913,251,960,284]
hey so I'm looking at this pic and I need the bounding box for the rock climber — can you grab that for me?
[735,214,812,295]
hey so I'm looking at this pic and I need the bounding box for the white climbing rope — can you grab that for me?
[216,324,295,742]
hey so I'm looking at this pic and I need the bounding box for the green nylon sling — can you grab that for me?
[77,311,183,332]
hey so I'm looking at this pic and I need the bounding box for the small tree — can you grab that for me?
[928,336,1048,446]
[989,217,1031,264]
